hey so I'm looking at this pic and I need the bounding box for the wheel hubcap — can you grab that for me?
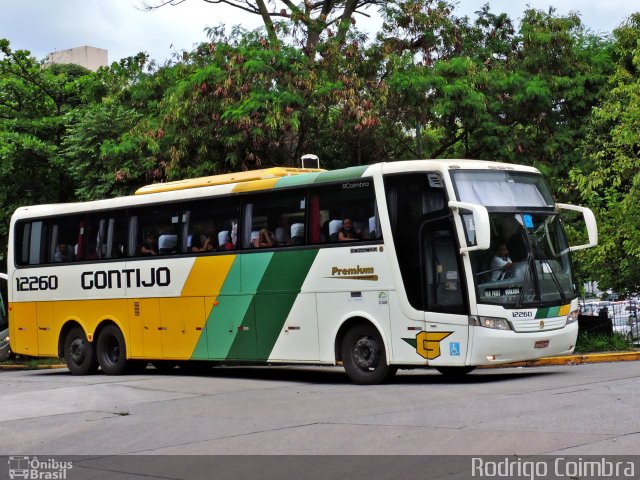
[352,335,380,371]
[70,337,85,364]
[106,337,120,364]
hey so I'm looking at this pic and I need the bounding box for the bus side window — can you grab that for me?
[48,216,84,263]
[244,191,306,248]
[310,179,377,245]
[16,221,47,266]
[182,198,240,254]
[86,213,126,260]
[130,206,180,257]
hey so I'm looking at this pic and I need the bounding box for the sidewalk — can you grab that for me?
[486,350,640,368]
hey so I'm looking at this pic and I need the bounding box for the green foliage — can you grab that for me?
[0,4,638,295]
[575,332,633,353]
[569,13,640,293]
[0,42,89,267]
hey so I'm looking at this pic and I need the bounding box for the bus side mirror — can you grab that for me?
[556,203,598,252]
[448,201,491,253]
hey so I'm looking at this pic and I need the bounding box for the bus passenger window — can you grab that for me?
[15,221,48,266]
[131,206,180,257]
[182,199,239,254]
[310,179,378,244]
[243,191,306,248]
[48,215,85,263]
[85,213,126,260]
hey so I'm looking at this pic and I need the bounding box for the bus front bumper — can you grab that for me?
[468,321,578,365]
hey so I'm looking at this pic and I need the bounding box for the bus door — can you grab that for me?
[417,214,470,365]
[384,173,470,365]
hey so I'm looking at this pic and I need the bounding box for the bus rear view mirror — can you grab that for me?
[556,203,598,252]
[448,201,491,253]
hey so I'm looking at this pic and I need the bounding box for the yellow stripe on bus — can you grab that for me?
[559,304,571,316]
[181,255,236,297]
[231,178,280,193]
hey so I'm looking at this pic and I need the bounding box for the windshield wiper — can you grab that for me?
[516,252,533,308]
[530,227,566,302]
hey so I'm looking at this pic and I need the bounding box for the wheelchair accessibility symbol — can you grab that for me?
[449,342,461,356]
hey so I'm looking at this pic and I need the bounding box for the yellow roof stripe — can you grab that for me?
[135,167,323,195]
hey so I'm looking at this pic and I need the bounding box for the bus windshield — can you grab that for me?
[451,170,554,208]
[467,212,576,307]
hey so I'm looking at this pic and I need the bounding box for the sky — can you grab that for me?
[1,1,639,65]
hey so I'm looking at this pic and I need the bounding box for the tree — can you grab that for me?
[0,40,92,266]
[143,0,387,56]
[570,14,640,294]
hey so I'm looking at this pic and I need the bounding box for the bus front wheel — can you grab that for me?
[341,325,397,385]
[96,325,129,375]
[63,326,98,375]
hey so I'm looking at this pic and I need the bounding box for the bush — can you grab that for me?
[575,332,633,353]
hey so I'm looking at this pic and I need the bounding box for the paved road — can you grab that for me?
[1,362,639,456]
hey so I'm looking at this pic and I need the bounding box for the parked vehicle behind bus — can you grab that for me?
[0,273,10,361]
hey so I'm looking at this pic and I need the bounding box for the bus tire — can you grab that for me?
[435,366,476,377]
[96,325,128,375]
[63,326,98,375]
[341,324,397,385]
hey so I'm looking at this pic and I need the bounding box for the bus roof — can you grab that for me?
[135,167,325,195]
[12,160,543,220]
[134,159,541,196]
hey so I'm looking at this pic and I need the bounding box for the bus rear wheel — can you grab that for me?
[96,325,129,375]
[63,326,98,375]
[341,324,397,385]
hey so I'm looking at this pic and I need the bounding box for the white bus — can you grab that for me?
[7,160,597,384]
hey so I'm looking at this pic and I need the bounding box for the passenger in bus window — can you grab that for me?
[338,218,361,242]
[191,229,216,252]
[258,228,276,247]
[54,244,74,262]
[140,232,158,256]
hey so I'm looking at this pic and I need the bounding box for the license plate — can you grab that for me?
[534,340,549,349]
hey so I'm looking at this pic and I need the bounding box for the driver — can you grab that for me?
[491,244,513,281]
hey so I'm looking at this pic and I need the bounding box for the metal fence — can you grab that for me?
[579,300,640,344]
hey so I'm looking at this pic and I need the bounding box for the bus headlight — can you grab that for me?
[478,316,513,330]
[566,309,579,324]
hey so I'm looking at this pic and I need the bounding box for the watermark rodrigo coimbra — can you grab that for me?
[472,457,635,479]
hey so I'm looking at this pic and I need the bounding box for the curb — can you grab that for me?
[0,364,66,371]
[484,351,640,368]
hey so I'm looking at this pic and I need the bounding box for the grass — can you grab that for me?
[575,332,634,353]
[0,355,63,369]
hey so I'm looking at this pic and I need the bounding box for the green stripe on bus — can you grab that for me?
[192,253,273,360]
[253,249,318,359]
[547,306,560,317]
[313,166,368,184]
[241,252,274,292]
[275,173,321,188]
[402,338,418,348]
[535,308,549,319]
[226,297,259,360]
[535,306,562,319]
